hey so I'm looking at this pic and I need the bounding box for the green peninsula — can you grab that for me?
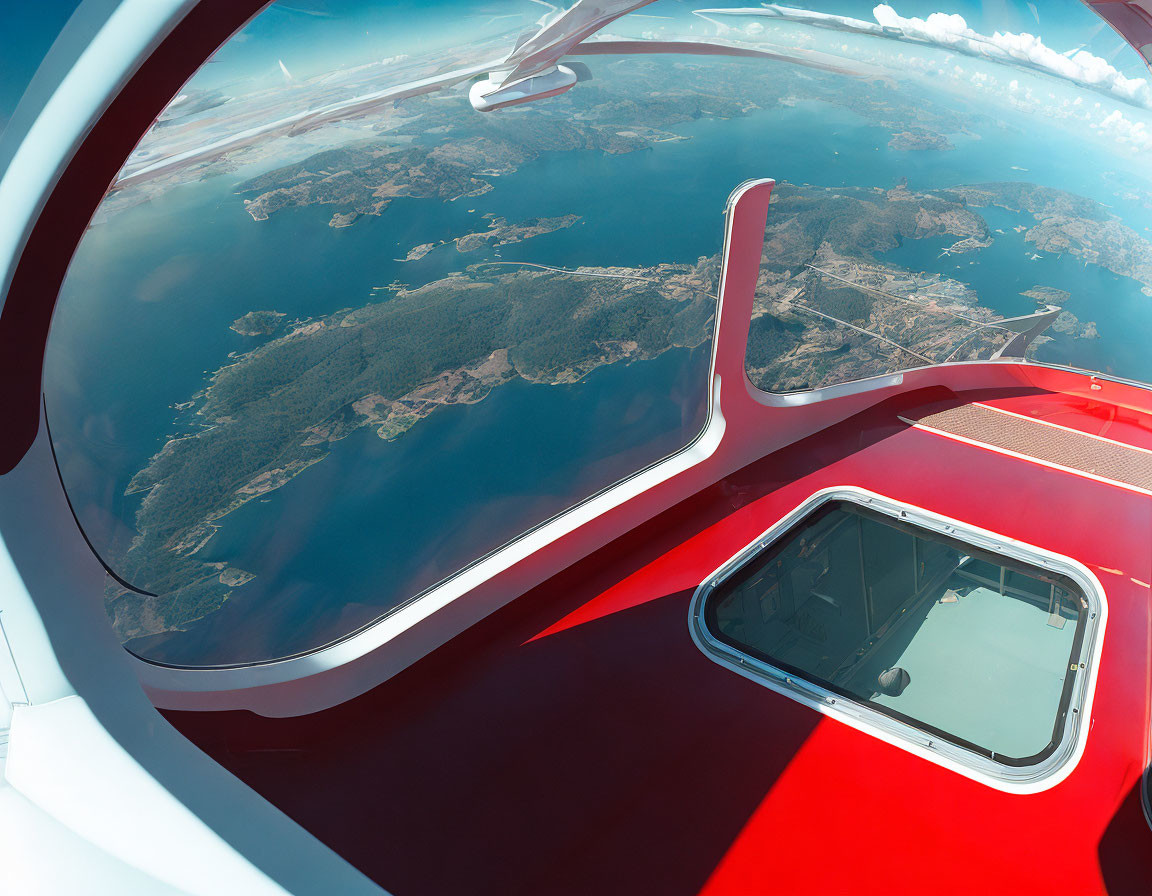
[107,256,718,641]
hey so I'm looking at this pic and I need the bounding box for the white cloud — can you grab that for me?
[872,4,1152,107]
[1096,108,1152,151]
[705,4,1152,109]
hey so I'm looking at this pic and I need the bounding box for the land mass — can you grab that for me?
[1021,286,1071,305]
[239,125,646,226]
[455,214,581,252]
[111,177,1145,642]
[750,181,1021,391]
[107,254,719,642]
[231,310,286,336]
[229,57,982,233]
[889,129,955,151]
[946,182,1152,289]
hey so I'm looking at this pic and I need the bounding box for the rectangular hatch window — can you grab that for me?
[693,493,1102,778]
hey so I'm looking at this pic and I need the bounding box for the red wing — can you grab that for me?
[1085,0,1152,66]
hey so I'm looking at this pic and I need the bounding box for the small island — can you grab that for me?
[230,310,286,336]
[1050,311,1099,340]
[888,129,955,151]
[1021,286,1071,306]
[403,242,442,261]
[946,234,994,253]
[455,214,582,253]
[218,567,256,588]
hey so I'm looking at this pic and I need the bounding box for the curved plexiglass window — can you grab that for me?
[44,1,1150,666]
[48,0,754,666]
[696,498,1096,769]
[739,2,1152,392]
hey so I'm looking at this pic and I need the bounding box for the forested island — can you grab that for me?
[455,214,581,252]
[231,310,285,336]
[107,255,718,641]
[888,129,955,151]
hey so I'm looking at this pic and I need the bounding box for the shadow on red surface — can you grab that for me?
[169,385,1072,894]
[1099,776,1152,895]
[172,589,820,895]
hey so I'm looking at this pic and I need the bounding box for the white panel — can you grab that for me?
[5,697,291,896]
[0,786,188,896]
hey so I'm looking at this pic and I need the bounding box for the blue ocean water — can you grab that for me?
[44,80,1152,664]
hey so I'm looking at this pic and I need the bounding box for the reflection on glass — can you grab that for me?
[43,0,1152,665]
[706,503,1085,763]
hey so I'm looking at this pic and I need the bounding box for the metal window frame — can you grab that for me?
[688,485,1108,794]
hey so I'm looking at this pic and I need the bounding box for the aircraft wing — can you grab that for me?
[1083,0,1152,67]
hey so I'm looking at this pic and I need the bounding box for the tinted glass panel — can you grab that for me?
[705,502,1086,763]
[862,514,916,631]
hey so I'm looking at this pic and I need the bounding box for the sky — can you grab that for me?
[229,0,1148,85]
[638,0,1144,70]
[194,0,541,90]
